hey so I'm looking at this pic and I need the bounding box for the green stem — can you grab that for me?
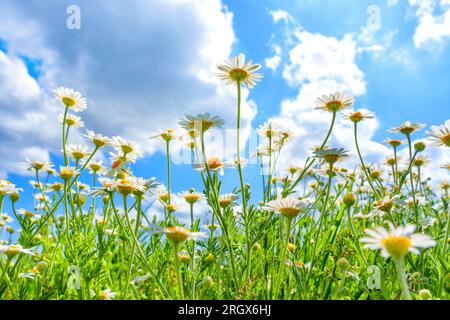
[274,217,292,299]
[166,140,171,205]
[393,257,412,300]
[354,122,379,197]
[406,134,419,225]
[62,106,69,166]
[173,242,185,299]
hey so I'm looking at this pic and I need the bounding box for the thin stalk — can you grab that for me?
[393,257,412,300]
[354,122,379,197]
[274,217,292,299]
[173,242,185,299]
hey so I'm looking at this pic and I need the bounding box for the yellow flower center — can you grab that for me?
[66,118,77,126]
[24,211,35,218]
[117,179,134,195]
[388,139,402,147]
[121,145,134,154]
[32,162,45,170]
[184,194,201,204]
[5,245,21,255]
[279,207,301,218]
[219,199,233,207]
[382,236,412,258]
[207,157,223,170]
[159,193,169,202]
[90,164,102,172]
[93,138,107,148]
[377,199,394,212]
[72,151,86,160]
[399,126,415,135]
[165,227,189,243]
[60,169,75,181]
[386,158,396,165]
[229,68,249,81]
[323,154,339,164]
[325,100,343,112]
[442,133,450,146]
[370,170,382,179]
[62,97,76,107]
[349,112,363,122]
[99,292,109,300]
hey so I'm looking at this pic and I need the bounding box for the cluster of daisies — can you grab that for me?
[0,52,448,300]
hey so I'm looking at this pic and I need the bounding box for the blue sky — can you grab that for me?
[0,0,449,219]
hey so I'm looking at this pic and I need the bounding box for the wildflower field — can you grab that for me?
[0,53,449,301]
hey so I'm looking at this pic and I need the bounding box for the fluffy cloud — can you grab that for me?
[0,0,256,177]
[264,26,391,173]
[409,0,450,48]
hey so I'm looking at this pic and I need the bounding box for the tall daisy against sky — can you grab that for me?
[217,53,263,278]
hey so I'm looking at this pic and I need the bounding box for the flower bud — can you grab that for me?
[336,257,350,272]
[414,141,426,152]
[419,289,432,300]
[287,243,297,253]
[343,192,356,207]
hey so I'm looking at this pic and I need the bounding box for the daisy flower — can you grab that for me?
[84,159,107,175]
[164,226,207,243]
[361,223,435,258]
[344,110,374,123]
[84,130,110,148]
[412,155,430,167]
[314,92,354,113]
[313,148,350,165]
[149,129,179,142]
[441,162,450,171]
[99,288,117,300]
[383,138,405,148]
[66,144,90,161]
[263,196,310,219]
[179,189,204,205]
[59,113,84,128]
[59,166,79,181]
[217,53,263,89]
[0,180,22,197]
[0,244,34,256]
[17,209,41,221]
[426,119,450,147]
[115,177,158,197]
[25,160,53,172]
[286,165,302,176]
[179,113,225,132]
[91,178,117,197]
[106,153,130,177]
[110,136,142,161]
[218,193,239,208]
[257,121,281,139]
[1,213,14,223]
[194,156,230,174]
[389,121,425,136]
[53,87,87,112]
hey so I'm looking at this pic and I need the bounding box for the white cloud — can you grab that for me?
[269,10,292,24]
[0,51,57,177]
[0,0,257,177]
[388,0,399,7]
[409,0,450,48]
[266,27,390,173]
[283,31,366,95]
[265,44,282,70]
